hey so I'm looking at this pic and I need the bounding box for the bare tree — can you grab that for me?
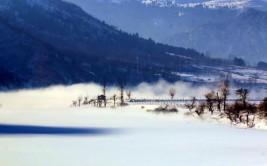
[236,88,249,108]
[83,96,89,105]
[72,101,77,107]
[169,88,176,100]
[226,102,243,123]
[259,97,267,118]
[246,103,257,127]
[78,96,82,107]
[93,98,96,107]
[126,90,132,100]
[215,92,222,112]
[205,91,216,115]
[185,96,196,112]
[220,79,230,112]
[97,97,100,107]
[112,94,117,107]
[235,89,257,126]
[195,102,206,117]
[101,76,108,107]
[118,77,126,106]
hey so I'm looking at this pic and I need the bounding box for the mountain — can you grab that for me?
[64,0,239,41]
[0,0,228,90]
[167,8,267,64]
[65,0,267,64]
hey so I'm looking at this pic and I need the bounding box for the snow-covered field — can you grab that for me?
[175,65,267,87]
[0,84,267,166]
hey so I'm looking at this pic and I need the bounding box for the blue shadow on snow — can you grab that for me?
[0,124,116,135]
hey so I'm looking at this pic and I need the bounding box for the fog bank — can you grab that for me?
[0,80,265,109]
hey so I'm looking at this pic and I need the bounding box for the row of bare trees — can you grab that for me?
[72,76,132,107]
[184,80,267,127]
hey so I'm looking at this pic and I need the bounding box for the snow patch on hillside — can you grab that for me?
[141,0,176,7]
[139,0,264,9]
[178,0,251,9]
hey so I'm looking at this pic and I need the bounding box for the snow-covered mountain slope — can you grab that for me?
[140,0,248,8]
[176,0,253,9]
[65,0,267,64]
[166,8,267,64]
[82,0,267,10]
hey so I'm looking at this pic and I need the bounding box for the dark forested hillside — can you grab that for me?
[0,0,231,90]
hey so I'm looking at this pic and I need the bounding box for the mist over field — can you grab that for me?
[0,80,208,109]
[0,80,266,110]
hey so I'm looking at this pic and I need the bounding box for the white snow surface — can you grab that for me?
[177,0,252,9]
[0,84,267,166]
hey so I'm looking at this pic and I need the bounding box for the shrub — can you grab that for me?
[149,105,178,113]
[259,97,267,118]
